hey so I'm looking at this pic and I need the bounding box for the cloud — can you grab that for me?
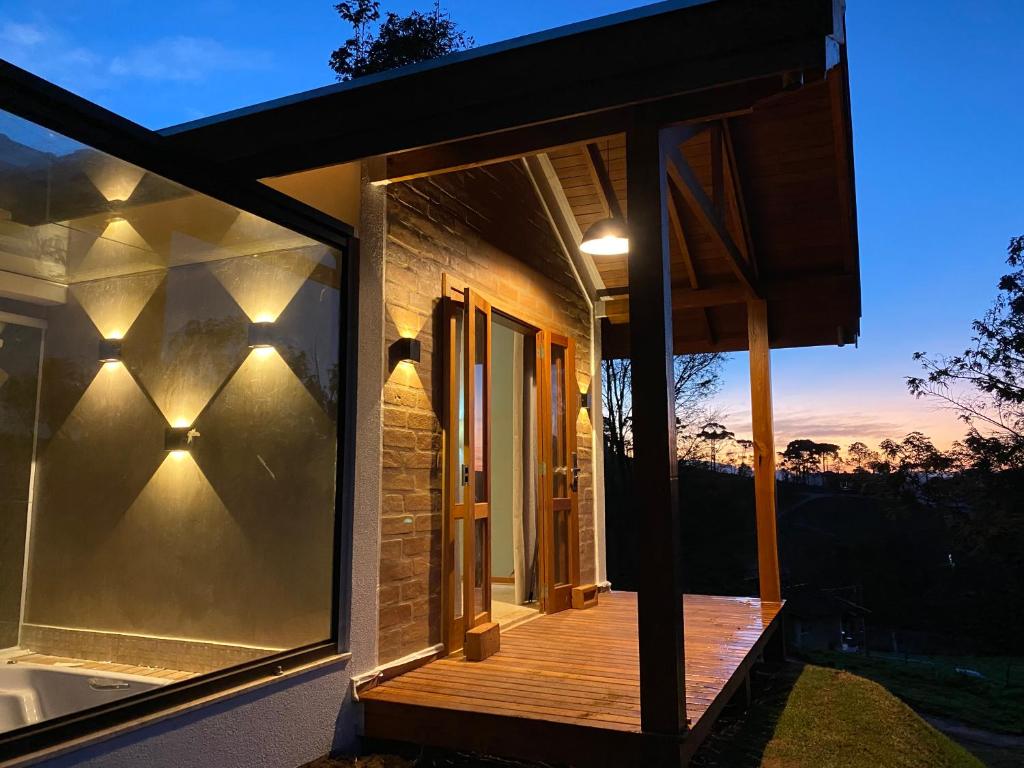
[0,18,270,93]
[109,36,270,82]
[0,21,45,47]
[772,411,903,441]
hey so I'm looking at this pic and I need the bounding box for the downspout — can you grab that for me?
[523,155,610,590]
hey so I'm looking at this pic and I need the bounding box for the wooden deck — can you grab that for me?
[361,592,784,767]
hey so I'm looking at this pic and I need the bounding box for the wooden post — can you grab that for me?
[626,108,687,738]
[747,299,781,603]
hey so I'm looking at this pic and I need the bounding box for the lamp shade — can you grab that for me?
[580,217,629,256]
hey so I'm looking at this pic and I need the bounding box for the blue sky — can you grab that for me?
[3,0,1022,450]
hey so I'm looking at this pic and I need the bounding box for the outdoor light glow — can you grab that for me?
[254,312,275,324]
[252,346,276,360]
[168,450,189,461]
[173,418,191,429]
[580,217,629,256]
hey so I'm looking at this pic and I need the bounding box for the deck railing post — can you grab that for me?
[747,298,781,603]
[626,107,688,737]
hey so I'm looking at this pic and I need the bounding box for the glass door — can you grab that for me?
[540,332,580,613]
[444,287,492,650]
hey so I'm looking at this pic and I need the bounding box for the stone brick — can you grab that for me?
[382,515,415,536]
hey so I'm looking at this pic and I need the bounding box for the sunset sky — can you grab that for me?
[3,0,1021,453]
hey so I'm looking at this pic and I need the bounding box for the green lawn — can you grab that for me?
[756,665,984,768]
[798,650,1024,735]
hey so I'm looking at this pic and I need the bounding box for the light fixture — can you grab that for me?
[164,426,198,453]
[389,337,421,368]
[98,338,123,364]
[248,321,275,349]
[580,139,629,256]
[580,217,629,256]
[579,391,592,413]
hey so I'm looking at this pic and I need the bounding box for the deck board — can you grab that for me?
[361,592,783,765]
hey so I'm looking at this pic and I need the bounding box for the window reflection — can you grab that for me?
[0,109,341,734]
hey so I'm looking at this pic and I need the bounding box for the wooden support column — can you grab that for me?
[747,299,781,603]
[626,108,687,738]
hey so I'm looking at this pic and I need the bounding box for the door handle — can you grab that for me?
[461,464,470,486]
[571,452,580,492]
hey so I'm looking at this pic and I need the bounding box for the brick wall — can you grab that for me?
[378,161,596,663]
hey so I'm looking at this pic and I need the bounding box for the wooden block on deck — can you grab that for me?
[572,584,599,610]
[465,622,500,661]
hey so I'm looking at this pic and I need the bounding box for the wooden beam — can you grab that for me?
[747,299,781,604]
[372,128,616,184]
[626,107,687,742]
[666,185,714,343]
[664,135,760,297]
[584,142,625,220]
[722,120,757,276]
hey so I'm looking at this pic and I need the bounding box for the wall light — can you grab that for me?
[248,321,276,349]
[98,338,123,364]
[389,337,421,369]
[579,391,592,413]
[165,426,198,454]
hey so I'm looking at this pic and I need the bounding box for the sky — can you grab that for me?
[2,0,1022,453]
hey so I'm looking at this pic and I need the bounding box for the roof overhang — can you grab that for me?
[162,0,858,356]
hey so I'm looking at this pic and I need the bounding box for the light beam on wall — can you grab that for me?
[73,271,165,342]
[82,156,146,204]
[210,248,321,323]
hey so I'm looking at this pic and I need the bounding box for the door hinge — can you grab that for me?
[539,461,546,476]
[538,345,545,359]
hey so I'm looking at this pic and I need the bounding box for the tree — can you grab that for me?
[697,422,734,470]
[908,235,1024,469]
[329,0,474,81]
[879,431,951,483]
[602,353,725,461]
[780,439,840,479]
[846,441,880,473]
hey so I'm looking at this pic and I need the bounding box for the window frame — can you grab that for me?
[0,61,358,761]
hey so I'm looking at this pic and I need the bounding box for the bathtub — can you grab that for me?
[0,661,168,734]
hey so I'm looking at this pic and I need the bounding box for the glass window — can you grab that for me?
[473,307,488,502]
[551,344,568,498]
[454,310,465,505]
[0,108,342,735]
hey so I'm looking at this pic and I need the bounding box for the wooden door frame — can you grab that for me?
[441,277,581,651]
[539,331,581,614]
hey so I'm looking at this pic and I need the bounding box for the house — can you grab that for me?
[0,0,859,765]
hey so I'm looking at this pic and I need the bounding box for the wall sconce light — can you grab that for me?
[98,338,123,364]
[389,337,421,368]
[165,426,198,453]
[248,321,276,349]
[579,391,592,413]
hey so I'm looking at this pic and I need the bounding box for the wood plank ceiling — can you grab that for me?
[545,71,859,356]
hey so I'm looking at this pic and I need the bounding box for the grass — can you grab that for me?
[755,665,984,768]
[798,650,1024,735]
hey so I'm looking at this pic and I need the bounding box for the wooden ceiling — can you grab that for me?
[546,69,859,356]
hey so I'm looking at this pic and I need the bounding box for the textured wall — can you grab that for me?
[23,247,341,660]
[379,162,595,663]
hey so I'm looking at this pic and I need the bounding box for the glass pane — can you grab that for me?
[553,510,570,585]
[454,310,465,505]
[454,518,464,620]
[473,307,488,502]
[0,320,43,650]
[0,108,341,733]
[551,344,568,498]
[474,517,487,612]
